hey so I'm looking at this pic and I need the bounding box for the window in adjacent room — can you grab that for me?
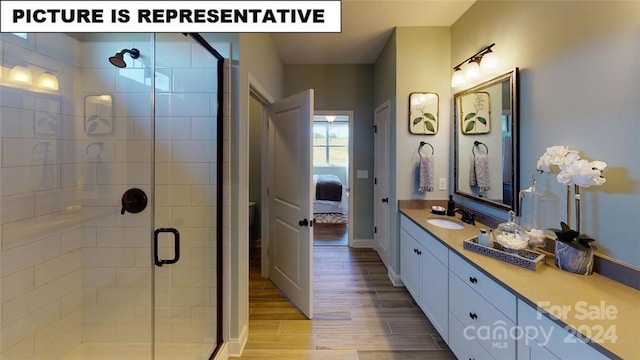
[313,115,349,166]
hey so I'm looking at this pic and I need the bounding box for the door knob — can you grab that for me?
[298,218,309,227]
[381,198,389,203]
[121,188,147,215]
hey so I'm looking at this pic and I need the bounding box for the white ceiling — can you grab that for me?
[271,0,476,64]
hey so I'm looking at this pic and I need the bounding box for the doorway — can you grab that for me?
[312,111,353,247]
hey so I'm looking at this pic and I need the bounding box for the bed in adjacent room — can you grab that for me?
[313,174,348,214]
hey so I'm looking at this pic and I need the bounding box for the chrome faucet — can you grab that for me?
[455,208,475,225]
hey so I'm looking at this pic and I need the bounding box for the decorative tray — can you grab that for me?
[463,237,546,271]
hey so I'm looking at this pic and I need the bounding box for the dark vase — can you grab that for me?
[554,241,594,275]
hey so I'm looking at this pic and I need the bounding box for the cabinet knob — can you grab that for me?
[469,276,478,284]
[469,312,478,320]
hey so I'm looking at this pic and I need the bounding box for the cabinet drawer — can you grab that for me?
[518,337,561,360]
[449,252,516,320]
[449,312,495,360]
[400,215,448,264]
[518,299,608,360]
[450,272,516,359]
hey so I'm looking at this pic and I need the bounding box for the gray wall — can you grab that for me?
[284,64,375,240]
[374,27,452,277]
[451,1,639,267]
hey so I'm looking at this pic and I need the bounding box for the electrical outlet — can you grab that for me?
[439,178,447,190]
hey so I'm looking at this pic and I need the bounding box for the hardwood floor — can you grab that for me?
[313,223,348,246]
[233,242,456,359]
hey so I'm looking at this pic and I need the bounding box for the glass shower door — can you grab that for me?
[151,33,219,359]
[0,32,221,360]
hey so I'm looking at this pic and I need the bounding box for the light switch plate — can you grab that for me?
[357,170,368,179]
[439,178,447,190]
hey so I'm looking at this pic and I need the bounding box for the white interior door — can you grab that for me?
[268,89,314,319]
[374,100,391,267]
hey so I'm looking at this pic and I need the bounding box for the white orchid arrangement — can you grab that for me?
[535,145,607,251]
[536,145,607,187]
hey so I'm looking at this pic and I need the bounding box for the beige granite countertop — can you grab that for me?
[400,207,640,359]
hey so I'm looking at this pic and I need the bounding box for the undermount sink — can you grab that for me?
[427,218,464,230]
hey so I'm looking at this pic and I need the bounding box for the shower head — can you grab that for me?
[108,48,140,68]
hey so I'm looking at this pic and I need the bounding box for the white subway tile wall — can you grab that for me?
[1,32,228,358]
[1,32,84,359]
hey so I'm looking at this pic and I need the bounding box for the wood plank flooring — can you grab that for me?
[233,243,456,359]
[313,223,348,246]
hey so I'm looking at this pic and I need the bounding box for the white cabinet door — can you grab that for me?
[420,248,448,342]
[518,339,561,360]
[400,228,421,303]
[517,299,608,360]
[400,216,449,342]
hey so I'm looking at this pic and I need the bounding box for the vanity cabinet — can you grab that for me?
[448,252,517,359]
[399,211,618,360]
[400,215,449,341]
[517,299,608,360]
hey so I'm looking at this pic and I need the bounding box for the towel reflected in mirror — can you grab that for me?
[470,154,491,192]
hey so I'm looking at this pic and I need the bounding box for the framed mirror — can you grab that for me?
[454,68,519,213]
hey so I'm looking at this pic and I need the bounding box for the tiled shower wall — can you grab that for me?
[1,33,226,358]
[78,36,155,345]
[1,33,84,359]
[79,34,224,345]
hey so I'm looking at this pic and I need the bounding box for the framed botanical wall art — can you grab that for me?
[84,95,113,135]
[409,92,439,135]
[459,91,491,134]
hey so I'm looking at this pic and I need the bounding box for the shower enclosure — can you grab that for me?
[0,32,226,359]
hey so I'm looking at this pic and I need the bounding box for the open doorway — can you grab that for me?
[312,111,353,247]
[248,85,271,278]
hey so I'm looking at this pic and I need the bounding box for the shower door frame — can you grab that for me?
[150,33,226,359]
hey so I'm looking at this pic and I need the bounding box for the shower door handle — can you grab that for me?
[154,228,180,266]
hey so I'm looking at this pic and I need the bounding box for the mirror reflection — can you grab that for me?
[454,68,519,213]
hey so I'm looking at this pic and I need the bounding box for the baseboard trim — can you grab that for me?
[227,323,248,357]
[213,342,229,360]
[351,238,374,248]
[387,266,403,287]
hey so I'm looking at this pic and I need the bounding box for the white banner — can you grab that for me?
[0,1,342,33]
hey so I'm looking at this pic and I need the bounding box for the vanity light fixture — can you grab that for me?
[480,47,499,73]
[36,72,59,91]
[451,66,465,87]
[464,57,481,80]
[8,65,33,85]
[326,115,336,123]
[451,43,498,87]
